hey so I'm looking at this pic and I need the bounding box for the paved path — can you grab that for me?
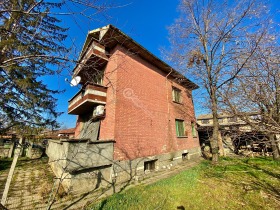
[0,157,202,209]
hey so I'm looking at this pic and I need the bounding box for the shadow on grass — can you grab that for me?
[210,157,280,201]
[0,159,12,171]
[0,156,49,172]
[249,163,280,179]
[97,198,108,210]
[252,180,280,198]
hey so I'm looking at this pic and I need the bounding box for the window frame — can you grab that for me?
[144,160,157,171]
[201,119,210,124]
[228,116,237,123]
[94,72,104,85]
[218,118,224,123]
[175,119,187,137]
[191,122,197,138]
[172,87,182,103]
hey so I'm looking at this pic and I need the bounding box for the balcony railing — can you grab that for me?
[68,84,107,115]
[74,40,108,76]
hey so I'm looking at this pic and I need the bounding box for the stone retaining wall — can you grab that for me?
[46,139,115,193]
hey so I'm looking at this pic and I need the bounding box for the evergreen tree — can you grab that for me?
[0,0,68,132]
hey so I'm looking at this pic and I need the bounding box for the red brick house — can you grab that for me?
[47,25,201,193]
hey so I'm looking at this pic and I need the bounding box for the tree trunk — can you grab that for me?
[269,134,280,160]
[210,89,220,164]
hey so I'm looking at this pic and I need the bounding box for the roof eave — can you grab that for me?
[75,24,199,90]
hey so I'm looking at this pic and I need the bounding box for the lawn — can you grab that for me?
[87,157,280,210]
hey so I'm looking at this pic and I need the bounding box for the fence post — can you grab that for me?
[1,136,23,206]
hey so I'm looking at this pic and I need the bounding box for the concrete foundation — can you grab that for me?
[112,147,201,184]
[47,139,200,193]
[46,139,115,193]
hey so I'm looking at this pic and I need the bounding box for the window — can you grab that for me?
[250,115,261,120]
[175,119,186,137]
[201,119,209,124]
[93,71,104,85]
[218,118,224,123]
[172,87,182,103]
[228,116,237,122]
[144,160,157,171]
[182,153,188,160]
[191,122,197,137]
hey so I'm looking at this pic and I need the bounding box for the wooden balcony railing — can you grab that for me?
[74,40,108,76]
[68,84,107,115]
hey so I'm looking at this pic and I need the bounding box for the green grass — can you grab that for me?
[87,157,280,210]
[0,157,30,172]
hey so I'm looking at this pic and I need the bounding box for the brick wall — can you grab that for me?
[74,115,82,138]
[100,45,200,160]
[99,50,119,140]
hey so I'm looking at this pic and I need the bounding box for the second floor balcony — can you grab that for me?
[68,84,107,115]
[73,40,108,77]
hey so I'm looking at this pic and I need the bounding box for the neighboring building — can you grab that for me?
[47,25,201,193]
[197,113,260,129]
[197,113,271,155]
[40,128,75,139]
[40,129,59,139]
[57,128,75,139]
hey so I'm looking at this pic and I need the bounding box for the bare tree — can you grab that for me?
[221,41,280,160]
[168,0,272,163]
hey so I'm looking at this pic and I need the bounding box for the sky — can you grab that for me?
[48,0,280,128]
[49,0,183,128]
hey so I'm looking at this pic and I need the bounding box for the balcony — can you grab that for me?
[68,84,107,115]
[74,40,108,77]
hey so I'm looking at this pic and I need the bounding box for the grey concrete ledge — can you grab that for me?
[47,139,89,144]
[47,139,115,144]
[87,139,115,144]
[69,163,113,175]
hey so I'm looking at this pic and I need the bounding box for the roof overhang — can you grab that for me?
[75,25,199,90]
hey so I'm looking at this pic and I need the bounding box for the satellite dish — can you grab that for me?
[70,76,81,87]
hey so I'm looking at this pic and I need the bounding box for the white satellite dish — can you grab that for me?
[70,76,81,87]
